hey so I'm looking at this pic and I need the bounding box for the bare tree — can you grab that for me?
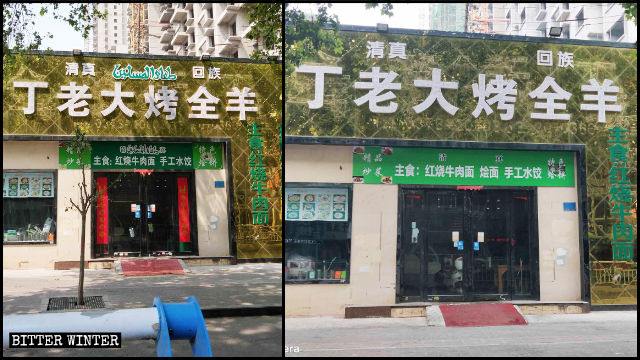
[63,127,123,306]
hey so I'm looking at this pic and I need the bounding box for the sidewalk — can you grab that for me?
[3,263,282,357]
[285,312,637,357]
[3,263,282,315]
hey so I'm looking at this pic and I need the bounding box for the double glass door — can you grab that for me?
[93,171,196,257]
[399,188,536,302]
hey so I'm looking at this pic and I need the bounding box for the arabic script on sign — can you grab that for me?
[112,64,177,81]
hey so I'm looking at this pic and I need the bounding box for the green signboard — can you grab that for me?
[59,142,223,170]
[353,146,574,187]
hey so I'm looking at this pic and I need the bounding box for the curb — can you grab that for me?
[200,305,282,318]
[590,304,637,311]
[426,306,445,327]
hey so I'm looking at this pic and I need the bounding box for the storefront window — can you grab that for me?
[285,185,352,283]
[3,172,57,244]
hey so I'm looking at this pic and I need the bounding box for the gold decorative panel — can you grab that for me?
[3,53,282,259]
[286,29,636,303]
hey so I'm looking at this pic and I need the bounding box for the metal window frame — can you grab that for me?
[284,182,353,285]
[2,169,59,246]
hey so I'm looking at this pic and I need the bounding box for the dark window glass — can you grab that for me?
[285,186,352,284]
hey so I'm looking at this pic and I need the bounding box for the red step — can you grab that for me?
[120,259,184,276]
[439,303,527,327]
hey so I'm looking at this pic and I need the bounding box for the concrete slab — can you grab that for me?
[426,306,445,327]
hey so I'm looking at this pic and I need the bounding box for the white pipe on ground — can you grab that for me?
[3,307,159,349]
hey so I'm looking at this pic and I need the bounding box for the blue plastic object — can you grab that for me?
[153,296,212,357]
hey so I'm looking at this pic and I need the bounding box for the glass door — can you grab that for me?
[468,190,511,301]
[143,172,195,255]
[399,187,535,302]
[100,172,144,256]
[93,171,197,257]
[398,189,465,302]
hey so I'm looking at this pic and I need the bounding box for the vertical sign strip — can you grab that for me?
[177,177,190,243]
[96,177,108,244]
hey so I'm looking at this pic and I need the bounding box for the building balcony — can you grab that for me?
[198,10,214,27]
[171,31,189,46]
[226,3,242,11]
[198,37,215,54]
[159,7,174,23]
[184,3,192,10]
[187,49,196,56]
[535,8,547,21]
[217,8,238,26]
[218,37,240,55]
[186,24,196,33]
[185,16,194,26]
[204,27,215,36]
[170,8,188,24]
[240,23,253,38]
[551,6,570,21]
[228,34,242,42]
[160,27,176,44]
[187,41,196,49]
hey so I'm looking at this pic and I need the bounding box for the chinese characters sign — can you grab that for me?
[248,123,269,225]
[285,188,349,222]
[58,142,223,170]
[353,147,575,187]
[96,177,108,244]
[608,127,633,261]
[5,53,282,260]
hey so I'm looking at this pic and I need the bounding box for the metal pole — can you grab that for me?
[3,307,159,349]
[3,296,211,357]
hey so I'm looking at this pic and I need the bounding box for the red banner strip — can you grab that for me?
[96,177,108,244]
[177,177,190,243]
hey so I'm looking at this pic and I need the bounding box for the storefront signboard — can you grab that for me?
[3,172,55,198]
[607,126,633,261]
[285,188,349,222]
[248,123,270,225]
[353,146,574,187]
[58,142,222,170]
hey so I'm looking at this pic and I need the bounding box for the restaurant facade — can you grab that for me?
[3,52,282,268]
[285,26,636,316]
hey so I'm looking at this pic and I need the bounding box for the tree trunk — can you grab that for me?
[78,211,86,306]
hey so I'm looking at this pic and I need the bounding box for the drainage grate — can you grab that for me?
[47,296,105,311]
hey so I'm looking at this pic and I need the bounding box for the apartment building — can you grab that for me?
[149,3,263,58]
[91,3,270,59]
[502,3,636,42]
[92,3,130,53]
[429,3,467,32]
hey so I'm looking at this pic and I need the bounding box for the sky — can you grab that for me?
[287,3,431,30]
[17,3,87,51]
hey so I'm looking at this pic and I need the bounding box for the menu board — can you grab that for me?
[3,172,54,198]
[285,188,348,222]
